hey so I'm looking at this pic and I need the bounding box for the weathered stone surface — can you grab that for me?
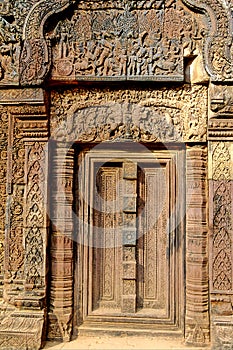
[50,85,208,143]
[0,1,233,349]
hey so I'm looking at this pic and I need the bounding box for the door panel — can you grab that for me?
[137,165,170,317]
[75,149,184,334]
[92,166,122,313]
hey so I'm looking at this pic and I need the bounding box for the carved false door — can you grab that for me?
[75,149,184,335]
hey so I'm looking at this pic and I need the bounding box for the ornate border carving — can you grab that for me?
[209,142,233,348]
[0,107,9,299]
[0,89,49,349]
[20,0,75,85]
[182,0,232,81]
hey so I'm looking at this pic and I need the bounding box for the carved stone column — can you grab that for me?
[0,88,49,350]
[48,142,74,341]
[185,146,210,345]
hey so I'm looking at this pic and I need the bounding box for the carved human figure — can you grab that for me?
[0,43,18,82]
[212,46,226,74]
[128,46,137,75]
[136,45,147,75]
[147,46,155,75]
[151,44,164,73]
[58,27,69,59]
[118,47,127,75]
[96,37,113,76]
[74,45,86,74]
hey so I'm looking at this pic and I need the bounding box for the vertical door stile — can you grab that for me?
[122,161,138,313]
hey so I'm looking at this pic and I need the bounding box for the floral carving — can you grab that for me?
[212,143,232,292]
[19,0,74,85]
[50,85,207,143]
[24,142,46,289]
[5,115,25,285]
[0,303,44,350]
[0,107,8,298]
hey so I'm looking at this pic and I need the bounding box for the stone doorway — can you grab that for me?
[74,145,185,336]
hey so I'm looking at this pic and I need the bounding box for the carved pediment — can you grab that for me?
[0,0,233,85]
[47,0,205,82]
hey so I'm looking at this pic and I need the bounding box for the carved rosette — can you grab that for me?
[48,143,74,341]
[209,142,233,349]
[185,146,210,345]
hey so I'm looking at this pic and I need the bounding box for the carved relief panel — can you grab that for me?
[48,0,207,82]
[0,0,232,349]
[0,0,232,86]
[50,84,208,143]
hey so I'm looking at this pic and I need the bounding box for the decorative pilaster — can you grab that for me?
[185,146,210,345]
[24,141,48,291]
[48,143,74,341]
[0,89,49,350]
[209,142,233,350]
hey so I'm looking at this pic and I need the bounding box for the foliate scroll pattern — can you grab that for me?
[213,143,231,181]
[212,142,232,292]
[50,85,207,143]
[182,0,233,81]
[24,142,46,289]
[0,305,44,350]
[49,0,205,81]
[0,107,8,295]
[5,116,25,289]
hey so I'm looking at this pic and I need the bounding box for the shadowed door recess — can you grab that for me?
[75,149,184,335]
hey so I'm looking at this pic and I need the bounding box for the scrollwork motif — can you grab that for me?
[20,0,74,85]
[182,0,232,81]
[24,142,46,289]
[0,107,8,297]
[212,142,232,292]
[50,85,207,143]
